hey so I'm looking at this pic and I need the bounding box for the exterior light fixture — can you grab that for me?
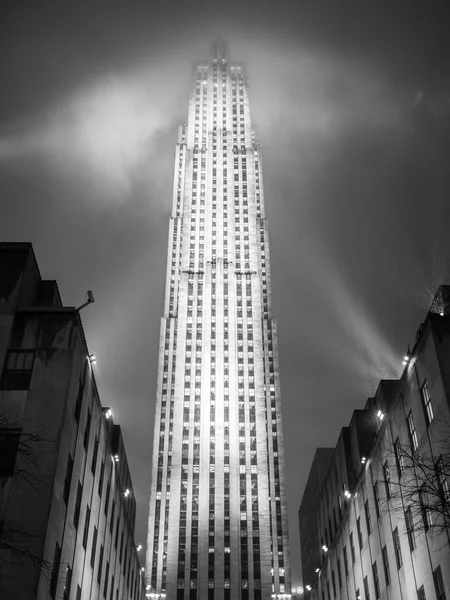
[322,545,328,552]
[88,354,96,365]
[361,457,366,464]
[344,490,352,499]
[377,410,385,421]
[306,585,312,591]
[136,544,142,551]
[114,455,119,462]
[124,488,130,498]
[315,568,320,573]
[105,408,112,419]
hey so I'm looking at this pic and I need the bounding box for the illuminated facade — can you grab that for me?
[145,43,291,600]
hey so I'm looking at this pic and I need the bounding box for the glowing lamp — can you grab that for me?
[88,354,96,365]
[124,488,130,498]
[322,545,328,552]
[136,544,142,551]
[377,410,385,421]
[306,585,312,591]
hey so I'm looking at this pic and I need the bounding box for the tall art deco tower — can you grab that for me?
[146,42,291,600]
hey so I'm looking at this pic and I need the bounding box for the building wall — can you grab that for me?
[299,448,334,588]
[301,292,450,600]
[0,243,143,600]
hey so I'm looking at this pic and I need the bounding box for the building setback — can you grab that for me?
[0,242,143,600]
[299,286,450,600]
[145,42,291,600]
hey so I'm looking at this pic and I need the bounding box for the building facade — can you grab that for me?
[0,242,143,600]
[299,448,334,591]
[145,43,291,600]
[299,286,450,600]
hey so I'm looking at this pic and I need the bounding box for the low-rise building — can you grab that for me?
[0,242,143,600]
[299,286,450,600]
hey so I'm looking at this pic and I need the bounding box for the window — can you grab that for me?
[419,486,433,531]
[74,482,82,528]
[357,517,363,549]
[50,542,61,598]
[372,562,380,599]
[421,381,434,425]
[0,428,21,478]
[356,590,361,600]
[82,506,91,549]
[63,453,74,504]
[83,410,91,450]
[1,350,35,389]
[98,460,105,496]
[91,526,98,568]
[394,439,404,478]
[343,546,349,577]
[364,576,370,600]
[383,461,391,500]
[337,559,342,588]
[436,456,450,503]
[408,412,418,451]
[91,437,99,474]
[382,545,390,586]
[365,501,371,534]
[434,566,446,600]
[350,532,356,564]
[63,565,72,600]
[405,506,416,551]
[417,586,426,600]
[98,544,104,584]
[393,527,403,569]
[373,483,381,519]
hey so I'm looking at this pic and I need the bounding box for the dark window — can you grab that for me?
[393,527,403,569]
[350,532,356,563]
[50,542,61,598]
[365,501,371,534]
[383,461,391,500]
[104,482,111,516]
[76,585,82,600]
[372,562,380,599]
[63,454,74,504]
[91,437,99,474]
[104,561,110,597]
[394,439,404,478]
[337,559,342,588]
[419,486,433,531]
[63,565,72,600]
[373,483,380,519]
[417,586,426,600]
[82,505,91,549]
[343,546,349,577]
[98,544,104,584]
[357,517,363,549]
[0,428,21,477]
[83,410,91,450]
[73,482,83,527]
[110,501,115,534]
[382,545,390,586]
[405,506,416,551]
[364,575,370,600]
[434,566,446,600]
[91,526,98,568]
[1,350,35,389]
[98,460,105,496]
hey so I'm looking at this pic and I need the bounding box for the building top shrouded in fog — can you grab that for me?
[0,242,142,600]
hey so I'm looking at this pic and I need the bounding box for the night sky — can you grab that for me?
[1,1,450,587]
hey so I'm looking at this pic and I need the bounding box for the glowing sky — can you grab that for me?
[1,1,450,587]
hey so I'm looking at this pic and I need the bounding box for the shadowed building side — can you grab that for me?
[0,242,142,600]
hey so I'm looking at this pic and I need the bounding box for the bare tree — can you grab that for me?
[0,414,54,592]
[379,414,450,547]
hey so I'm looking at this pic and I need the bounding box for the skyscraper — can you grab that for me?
[146,42,291,600]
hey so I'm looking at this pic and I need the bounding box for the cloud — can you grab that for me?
[0,61,188,204]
